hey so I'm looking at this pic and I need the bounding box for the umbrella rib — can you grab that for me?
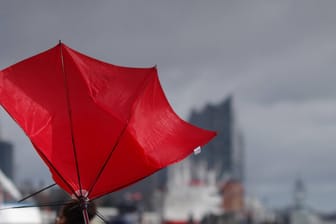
[95,210,109,224]
[18,183,56,203]
[60,42,83,197]
[87,121,129,197]
[0,200,71,210]
[32,142,77,196]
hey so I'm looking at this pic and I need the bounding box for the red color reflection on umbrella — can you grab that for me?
[0,42,216,223]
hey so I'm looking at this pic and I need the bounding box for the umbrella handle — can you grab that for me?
[79,197,91,224]
[82,206,90,224]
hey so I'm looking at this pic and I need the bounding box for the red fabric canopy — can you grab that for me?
[0,43,216,199]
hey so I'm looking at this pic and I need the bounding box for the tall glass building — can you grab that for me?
[189,96,244,182]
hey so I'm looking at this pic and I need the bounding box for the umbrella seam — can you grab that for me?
[60,42,83,198]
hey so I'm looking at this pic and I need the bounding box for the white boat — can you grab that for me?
[162,159,221,224]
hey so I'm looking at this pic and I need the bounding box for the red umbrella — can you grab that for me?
[0,42,216,223]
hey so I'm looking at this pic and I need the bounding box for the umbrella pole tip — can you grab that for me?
[59,40,62,45]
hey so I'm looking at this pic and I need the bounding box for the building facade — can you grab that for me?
[189,96,244,182]
[0,140,14,180]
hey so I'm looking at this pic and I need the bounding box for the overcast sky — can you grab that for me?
[1,1,336,212]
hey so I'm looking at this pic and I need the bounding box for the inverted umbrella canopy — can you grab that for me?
[0,43,216,202]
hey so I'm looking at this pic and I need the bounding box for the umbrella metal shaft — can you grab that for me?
[82,207,90,224]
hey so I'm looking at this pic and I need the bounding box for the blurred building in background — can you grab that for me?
[0,138,14,180]
[220,179,244,213]
[189,96,244,183]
